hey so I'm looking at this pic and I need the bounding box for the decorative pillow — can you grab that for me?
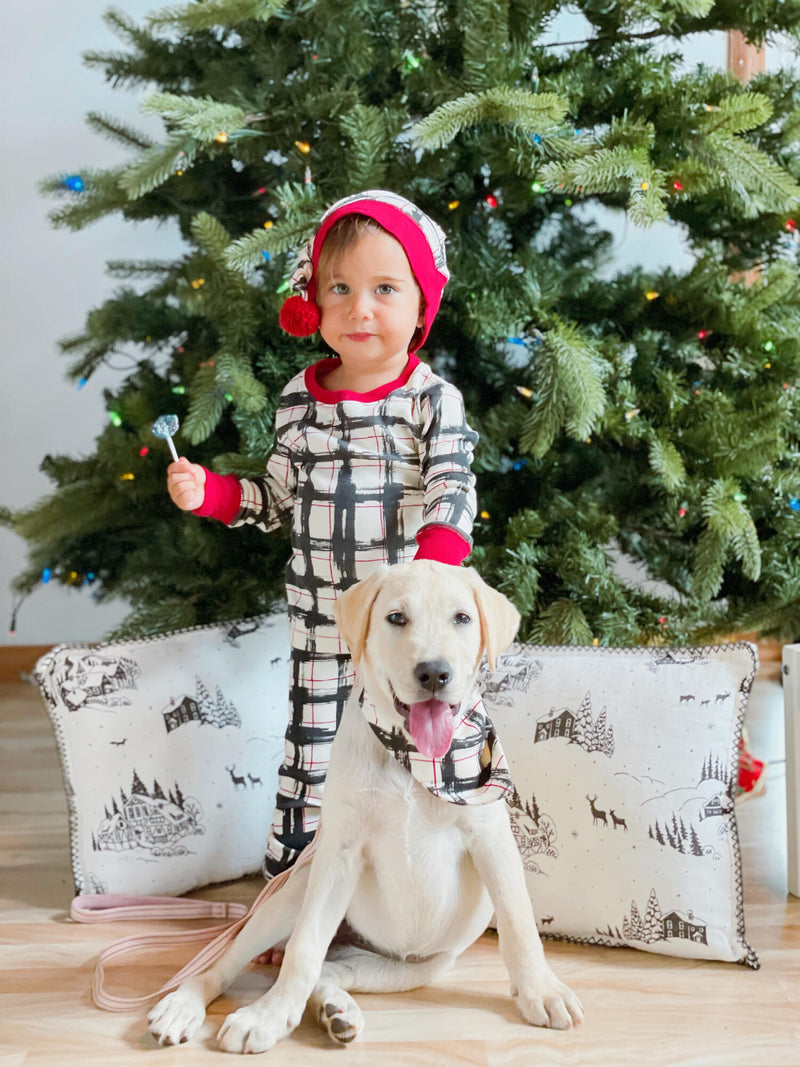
[481,642,760,968]
[35,614,289,898]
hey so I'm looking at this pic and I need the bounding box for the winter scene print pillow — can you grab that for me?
[481,642,760,969]
[35,613,290,897]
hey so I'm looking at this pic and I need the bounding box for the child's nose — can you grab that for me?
[348,291,374,319]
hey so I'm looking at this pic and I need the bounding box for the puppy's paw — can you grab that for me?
[513,970,584,1031]
[147,985,206,1045]
[217,1001,299,1054]
[317,987,364,1045]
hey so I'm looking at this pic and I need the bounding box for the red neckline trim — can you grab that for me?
[304,354,420,403]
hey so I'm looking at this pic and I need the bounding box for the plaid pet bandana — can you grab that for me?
[358,688,514,805]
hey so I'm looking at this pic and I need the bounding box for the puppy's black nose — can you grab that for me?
[414,660,452,692]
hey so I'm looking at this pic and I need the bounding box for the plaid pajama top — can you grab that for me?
[229,354,478,654]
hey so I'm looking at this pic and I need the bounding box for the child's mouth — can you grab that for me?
[346,333,374,341]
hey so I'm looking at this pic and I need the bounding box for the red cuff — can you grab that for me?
[192,470,242,524]
[414,524,471,566]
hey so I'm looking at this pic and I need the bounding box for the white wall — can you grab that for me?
[0,7,793,644]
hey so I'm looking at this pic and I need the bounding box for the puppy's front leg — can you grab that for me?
[148,863,308,1046]
[467,809,583,1031]
[217,831,363,1054]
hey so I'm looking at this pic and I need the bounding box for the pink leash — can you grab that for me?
[70,838,317,1013]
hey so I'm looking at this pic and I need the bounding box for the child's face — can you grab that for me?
[317,228,424,380]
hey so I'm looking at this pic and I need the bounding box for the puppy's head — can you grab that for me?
[334,561,519,758]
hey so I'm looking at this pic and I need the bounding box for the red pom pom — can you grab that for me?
[279,294,320,336]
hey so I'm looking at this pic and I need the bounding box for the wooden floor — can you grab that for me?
[1,664,799,1066]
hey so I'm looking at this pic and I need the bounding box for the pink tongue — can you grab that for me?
[408,699,454,758]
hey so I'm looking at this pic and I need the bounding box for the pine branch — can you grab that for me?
[339,104,395,189]
[541,145,669,226]
[147,0,287,30]
[224,187,322,272]
[519,318,608,457]
[648,433,687,491]
[86,112,155,150]
[528,598,593,645]
[692,479,762,599]
[106,260,182,278]
[413,88,568,151]
[118,135,199,200]
[191,212,233,259]
[40,169,130,230]
[213,352,267,416]
[140,93,250,142]
[183,363,228,444]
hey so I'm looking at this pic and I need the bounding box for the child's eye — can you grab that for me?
[376,284,396,295]
[331,283,350,295]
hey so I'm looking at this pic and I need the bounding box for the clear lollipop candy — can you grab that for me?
[151,414,180,462]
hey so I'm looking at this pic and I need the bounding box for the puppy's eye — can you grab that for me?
[454,612,472,625]
[386,611,407,627]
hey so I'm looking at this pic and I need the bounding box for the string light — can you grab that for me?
[697,329,710,339]
[789,498,800,512]
[63,175,85,192]
[294,140,311,154]
[447,200,460,210]
[479,510,490,519]
[625,408,640,421]
[678,505,688,518]
[673,181,683,191]
[645,290,659,301]
[262,251,272,262]
[42,568,52,584]
[764,341,775,352]
[108,411,123,427]
[77,377,88,390]
[786,219,796,232]
[139,446,149,457]
[191,278,205,290]
[263,219,274,228]
[171,385,186,395]
[120,472,135,481]
[277,279,291,294]
[531,181,544,194]
[516,385,533,399]
[640,181,649,191]
[484,194,498,208]
[403,51,422,70]
[215,131,229,143]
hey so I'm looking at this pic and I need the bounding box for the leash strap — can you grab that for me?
[71,836,318,1013]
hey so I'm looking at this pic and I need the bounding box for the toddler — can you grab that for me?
[167,190,477,876]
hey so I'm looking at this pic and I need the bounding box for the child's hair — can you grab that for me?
[317,213,425,350]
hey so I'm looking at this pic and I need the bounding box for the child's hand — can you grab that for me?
[167,458,206,511]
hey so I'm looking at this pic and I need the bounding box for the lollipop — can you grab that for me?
[151,414,180,462]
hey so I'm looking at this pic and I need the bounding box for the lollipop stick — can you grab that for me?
[166,437,179,463]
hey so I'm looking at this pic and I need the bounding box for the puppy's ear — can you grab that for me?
[334,567,388,667]
[465,568,520,670]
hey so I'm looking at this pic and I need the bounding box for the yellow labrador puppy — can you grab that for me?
[148,561,582,1053]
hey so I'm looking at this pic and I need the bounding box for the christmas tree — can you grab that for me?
[6,0,800,645]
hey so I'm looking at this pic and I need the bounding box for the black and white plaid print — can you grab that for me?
[264,648,354,877]
[359,688,514,805]
[232,358,478,653]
